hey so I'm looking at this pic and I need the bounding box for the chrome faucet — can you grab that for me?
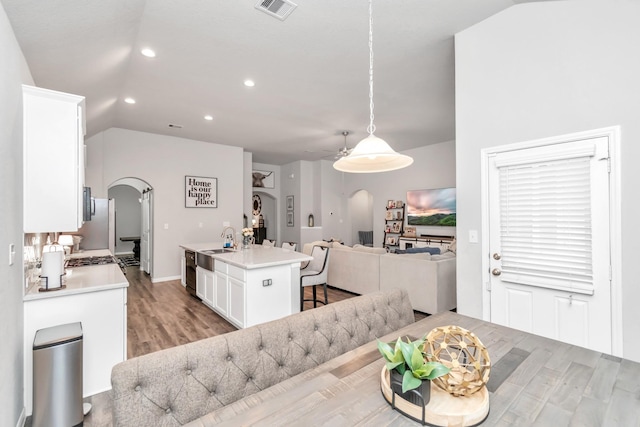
[220,226,236,248]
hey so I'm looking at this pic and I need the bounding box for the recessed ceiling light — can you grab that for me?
[124,97,136,104]
[141,48,156,58]
[204,115,213,121]
[244,79,255,87]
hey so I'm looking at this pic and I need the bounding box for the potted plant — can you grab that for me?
[378,336,450,406]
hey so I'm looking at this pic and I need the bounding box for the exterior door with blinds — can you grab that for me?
[488,137,611,354]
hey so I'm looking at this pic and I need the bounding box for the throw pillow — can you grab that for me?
[405,246,441,255]
[447,238,457,254]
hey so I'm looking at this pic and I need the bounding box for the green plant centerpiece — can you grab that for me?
[378,335,450,407]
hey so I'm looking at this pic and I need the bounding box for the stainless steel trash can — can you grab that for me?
[33,322,83,427]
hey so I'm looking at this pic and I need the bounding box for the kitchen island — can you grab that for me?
[23,249,128,416]
[181,243,312,329]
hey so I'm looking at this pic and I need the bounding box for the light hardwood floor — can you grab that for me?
[28,266,426,426]
[126,266,373,358]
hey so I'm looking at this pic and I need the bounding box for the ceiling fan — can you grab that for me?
[325,131,353,159]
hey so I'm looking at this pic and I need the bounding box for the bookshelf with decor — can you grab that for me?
[383,200,405,251]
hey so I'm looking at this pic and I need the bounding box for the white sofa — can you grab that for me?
[379,252,456,314]
[302,241,456,314]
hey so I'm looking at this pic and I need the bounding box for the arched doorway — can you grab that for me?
[252,191,277,244]
[348,189,374,246]
[108,178,154,276]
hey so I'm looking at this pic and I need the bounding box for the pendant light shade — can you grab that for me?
[333,134,413,173]
[333,0,413,174]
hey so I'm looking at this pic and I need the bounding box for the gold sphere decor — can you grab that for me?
[425,325,491,397]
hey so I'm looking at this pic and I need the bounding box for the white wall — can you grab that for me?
[0,3,34,425]
[85,128,245,280]
[108,185,142,254]
[455,1,640,361]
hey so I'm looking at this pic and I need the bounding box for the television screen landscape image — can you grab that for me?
[406,188,456,226]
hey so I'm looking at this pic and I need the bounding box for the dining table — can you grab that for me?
[187,310,640,426]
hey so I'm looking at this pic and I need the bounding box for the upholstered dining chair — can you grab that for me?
[281,241,297,251]
[262,239,276,247]
[300,245,330,311]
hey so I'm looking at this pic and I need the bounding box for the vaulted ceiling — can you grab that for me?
[2,0,545,164]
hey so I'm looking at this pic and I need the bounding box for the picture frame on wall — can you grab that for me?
[286,195,294,211]
[185,175,217,208]
[252,170,275,188]
[395,200,403,208]
[286,211,294,227]
[385,211,393,220]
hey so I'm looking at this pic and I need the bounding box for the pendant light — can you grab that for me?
[333,0,413,173]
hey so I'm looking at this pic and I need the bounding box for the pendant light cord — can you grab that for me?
[367,0,376,136]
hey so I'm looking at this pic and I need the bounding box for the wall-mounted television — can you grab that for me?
[406,188,456,226]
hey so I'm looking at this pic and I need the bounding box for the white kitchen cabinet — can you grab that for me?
[212,259,293,329]
[23,286,126,415]
[23,85,86,232]
[196,266,206,301]
[228,276,246,327]
[196,266,215,307]
[204,270,214,307]
[214,269,229,316]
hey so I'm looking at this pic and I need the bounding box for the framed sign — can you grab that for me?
[185,176,217,208]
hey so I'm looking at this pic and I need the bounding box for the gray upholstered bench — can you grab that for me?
[111,289,415,426]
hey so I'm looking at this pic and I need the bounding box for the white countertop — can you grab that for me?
[210,245,312,270]
[24,250,128,301]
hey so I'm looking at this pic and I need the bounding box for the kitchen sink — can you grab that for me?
[196,248,234,271]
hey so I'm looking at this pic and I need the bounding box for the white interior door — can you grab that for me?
[487,136,612,354]
[141,190,152,274]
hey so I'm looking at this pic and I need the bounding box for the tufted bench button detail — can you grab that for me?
[258,345,263,350]
[135,385,141,392]
[165,408,171,414]
[226,355,232,361]
[314,325,318,331]
[186,369,191,375]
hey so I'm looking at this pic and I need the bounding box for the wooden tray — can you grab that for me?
[380,367,489,426]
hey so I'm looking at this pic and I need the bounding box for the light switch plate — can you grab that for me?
[9,243,15,266]
[469,230,479,244]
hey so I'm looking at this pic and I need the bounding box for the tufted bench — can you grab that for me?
[111,288,415,426]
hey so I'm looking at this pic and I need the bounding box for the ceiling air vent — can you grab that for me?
[255,0,297,21]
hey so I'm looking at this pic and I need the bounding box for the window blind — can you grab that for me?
[498,156,594,295]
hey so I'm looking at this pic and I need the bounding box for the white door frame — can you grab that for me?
[480,126,622,356]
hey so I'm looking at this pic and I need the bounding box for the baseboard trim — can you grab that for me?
[151,275,180,283]
[17,407,26,427]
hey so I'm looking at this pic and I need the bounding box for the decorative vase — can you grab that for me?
[242,236,251,249]
[390,370,431,407]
